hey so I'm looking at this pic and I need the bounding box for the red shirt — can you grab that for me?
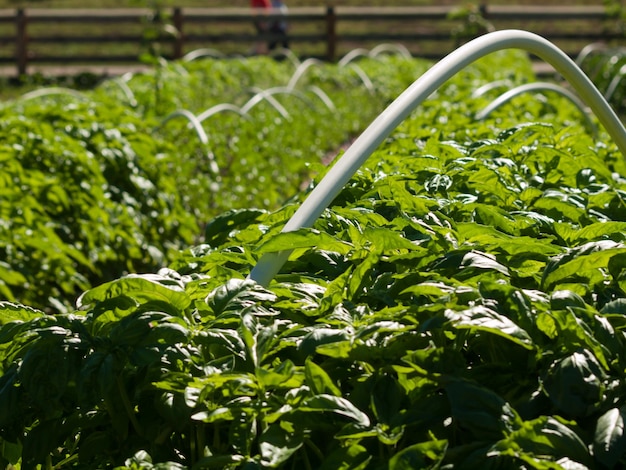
[251,0,270,8]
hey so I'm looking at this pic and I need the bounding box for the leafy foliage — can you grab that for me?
[2,48,626,468]
[577,43,626,115]
[0,53,428,312]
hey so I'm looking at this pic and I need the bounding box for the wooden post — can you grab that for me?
[326,6,336,63]
[16,8,28,76]
[173,7,184,59]
[479,4,489,22]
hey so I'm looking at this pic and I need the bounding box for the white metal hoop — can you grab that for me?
[248,29,626,286]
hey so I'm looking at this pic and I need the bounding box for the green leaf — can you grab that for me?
[601,299,626,315]
[594,406,626,468]
[347,249,380,299]
[77,275,191,314]
[558,221,626,245]
[204,208,267,246]
[0,366,21,428]
[256,228,352,255]
[18,336,69,410]
[22,419,62,468]
[0,302,45,325]
[305,358,341,397]
[542,350,606,417]
[299,394,371,427]
[544,309,611,370]
[399,281,456,300]
[424,173,452,194]
[256,360,302,389]
[207,278,276,317]
[533,196,585,223]
[550,290,586,310]
[318,443,371,470]
[460,251,509,276]
[107,311,187,348]
[389,439,448,470]
[314,340,354,359]
[433,249,509,278]
[299,327,351,356]
[359,227,425,252]
[259,423,304,467]
[78,431,115,463]
[504,416,592,467]
[472,204,525,236]
[457,222,562,256]
[240,312,277,368]
[0,438,22,466]
[542,241,626,291]
[192,454,245,468]
[371,372,404,424]
[191,407,235,423]
[445,378,520,441]
[446,305,533,349]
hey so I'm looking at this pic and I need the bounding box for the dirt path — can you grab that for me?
[0,61,557,79]
[0,64,151,78]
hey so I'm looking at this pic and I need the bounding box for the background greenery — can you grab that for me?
[5,47,626,468]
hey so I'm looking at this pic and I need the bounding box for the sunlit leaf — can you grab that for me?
[389,439,448,470]
[299,394,371,427]
[256,228,352,255]
[446,305,533,349]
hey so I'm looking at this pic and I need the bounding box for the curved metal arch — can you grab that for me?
[338,48,371,67]
[306,85,336,111]
[182,48,226,62]
[241,87,290,118]
[369,43,412,60]
[475,82,597,135]
[588,50,626,84]
[100,77,138,108]
[258,86,317,109]
[575,42,609,68]
[248,29,626,286]
[155,109,209,145]
[286,58,324,90]
[269,47,302,68]
[471,79,516,98]
[154,109,219,174]
[18,87,89,102]
[346,63,375,93]
[196,103,252,124]
[170,62,190,76]
[604,64,626,102]
[120,71,135,83]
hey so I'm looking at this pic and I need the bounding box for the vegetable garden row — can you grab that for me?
[0,50,429,314]
[3,32,626,468]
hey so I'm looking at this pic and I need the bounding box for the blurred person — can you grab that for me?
[251,0,271,54]
[269,0,289,51]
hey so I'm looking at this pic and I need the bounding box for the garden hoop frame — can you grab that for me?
[248,29,626,286]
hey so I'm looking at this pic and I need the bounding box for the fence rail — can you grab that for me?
[0,5,622,76]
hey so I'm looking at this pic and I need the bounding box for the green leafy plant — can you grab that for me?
[4,46,623,468]
[448,3,495,46]
[0,52,427,312]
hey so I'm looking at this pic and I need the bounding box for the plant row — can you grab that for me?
[576,42,626,115]
[0,52,430,313]
[5,49,623,468]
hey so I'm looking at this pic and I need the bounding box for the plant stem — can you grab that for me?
[197,424,206,461]
[303,438,324,464]
[53,453,79,469]
[116,374,144,437]
[300,446,312,470]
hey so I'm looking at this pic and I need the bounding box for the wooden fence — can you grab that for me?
[0,5,623,76]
